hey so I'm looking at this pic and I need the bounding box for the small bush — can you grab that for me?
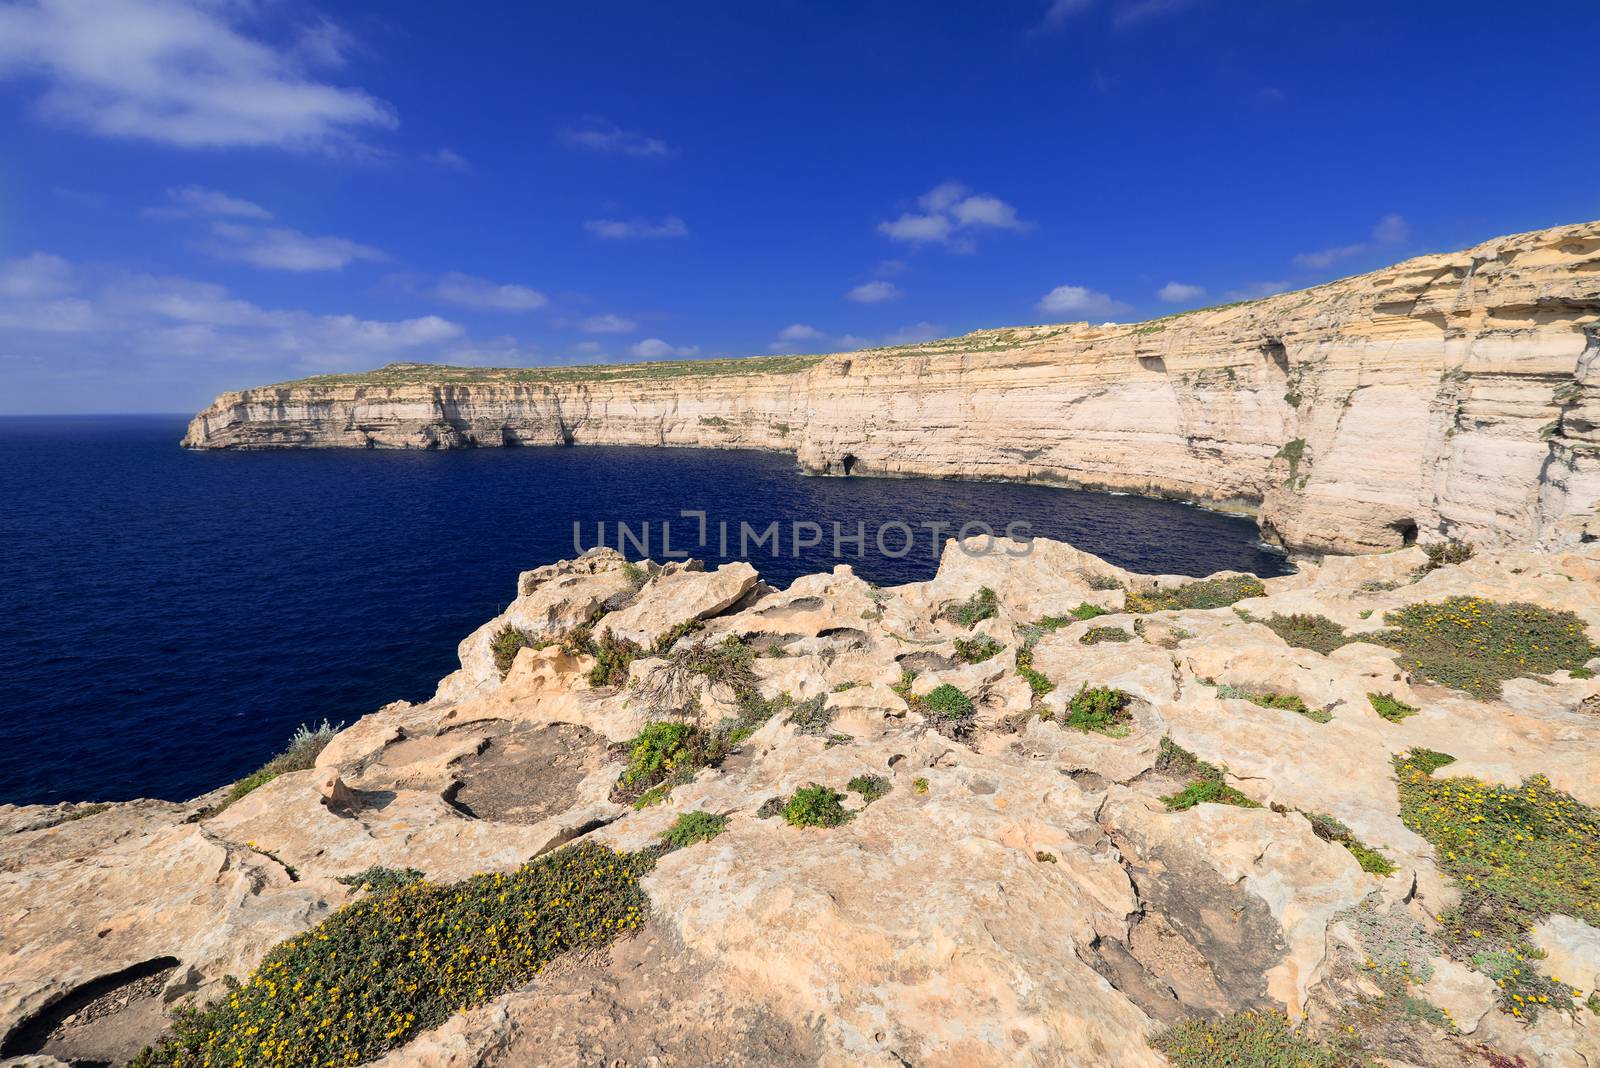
[785,693,834,735]
[661,810,729,850]
[1262,613,1350,655]
[620,560,647,588]
[1079,626,1132,645]
[217,721,340,812]
[1217,685,1330,723]
[783,785,851,828]
[132,843,649,1068]
[1015,648,1055,698]
[1419,540,1475,575]
[618,721,697,793]
[1367,692,1416,723]
[953,636,1004,664]
[1304,813,1395,876]
[922,684,976,720]
[847,774,891,805]
[1085,573,1123,591]
[1377,597,1598,697]
[1573,666,1596,679]
[588,632,643,688]
[1152,1010,1368,1068]
[335,866,426,895]
[912,777,929,794]
[1126,575,1265,613]
[490,624,544,678]
[1062,685,1133,735]
[674,636,759,697]
[1161,778,1262,812]
[946,587,999,628]
[1036,603,1107,627]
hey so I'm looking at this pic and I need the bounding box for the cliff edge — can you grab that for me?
[184,220,1600,555]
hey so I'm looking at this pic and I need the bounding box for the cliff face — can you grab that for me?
[183,220,1600,554]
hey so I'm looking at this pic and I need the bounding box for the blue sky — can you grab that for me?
[1,0,1597,414]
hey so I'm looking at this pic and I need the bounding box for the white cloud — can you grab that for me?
[777,323,824,341]
[425,148,470,170]
[572,340,605,356]
[146,185,273,221]
[846,280,904,304]
[883,322,944,346]
[0,0,396,150]
[1035,284,1130,318]
[434,272,547,311]
[0,251,468,372]
[579,313,637,334]
[1226,280,1290,300]
[629,337,699,359]
[1294,214,1410,269]
[0,252,76,299]
[562,117,669,157]
[202,222,386,272]
[1038,0,1095,30]
[835,334,874,350]
[878,181,1027,250]
[584,216,689,240]
[1157,281,1205,303]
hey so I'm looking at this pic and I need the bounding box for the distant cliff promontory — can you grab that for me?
[184,220,1600,555]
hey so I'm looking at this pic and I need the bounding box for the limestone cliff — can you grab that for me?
[183,220,1600,555]
[4,538,1599,1066]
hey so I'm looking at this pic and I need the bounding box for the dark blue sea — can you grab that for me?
[0,415,1292,805]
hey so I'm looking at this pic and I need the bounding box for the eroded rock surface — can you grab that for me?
[3,537,1598,1066]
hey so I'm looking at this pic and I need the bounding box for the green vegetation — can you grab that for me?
[1261,613,1350,655]
[1376,596,1598,698]
[334,867,425,895]
[1303,813,1395,875]
[1574,666,1596,679]
[1035,602,1108,627]
[784,692,835,736]
[490,624,544,678]
[216,721,340,813]
[1367,692,1417,723]
[1276,438,1307,485]
[61,803,111,822]
[1079,625,1132,645]
[1152,1010,1370,1067]
[674,636,759,696]
[616,721,698,800]
[697,415,730,427]
[1085,573,1124,591]
[1401,747,1456,775]
[945,587,999,628]
[1060,685,1133,735]
[1217,685,1330,724]
[1394,749,1597,1018]
[831,681,859,692]
[922,683,976,720]
[912,777,929,794]
[1157,739,1259,812]
[1015,647,1055,698]
[620,560,647,588]
[661,810,729,850]
[269,354,827,391]
[953,635,1004,663]
[782,785,852,828]
[847,774,892,805]
[1126,575,1265,613]
[132,842,649,1068]
[1418,540,1476,575]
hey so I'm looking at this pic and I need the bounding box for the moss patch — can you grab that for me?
[661,810,729,850]
[1217,685,1330,724]
[1367,692,1416,723]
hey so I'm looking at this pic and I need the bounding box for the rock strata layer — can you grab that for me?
[3,536,1598,1066]
[183,220,1600,554]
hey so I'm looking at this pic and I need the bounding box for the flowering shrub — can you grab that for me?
[1262,613,1350,655]
[1061,685,1133,734]
[1394,750,1596,1018]
[1378,597,1597,698]
[132,842,650,1068]
[1126,575,1264,613]
[1153,1010,1369,1066]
